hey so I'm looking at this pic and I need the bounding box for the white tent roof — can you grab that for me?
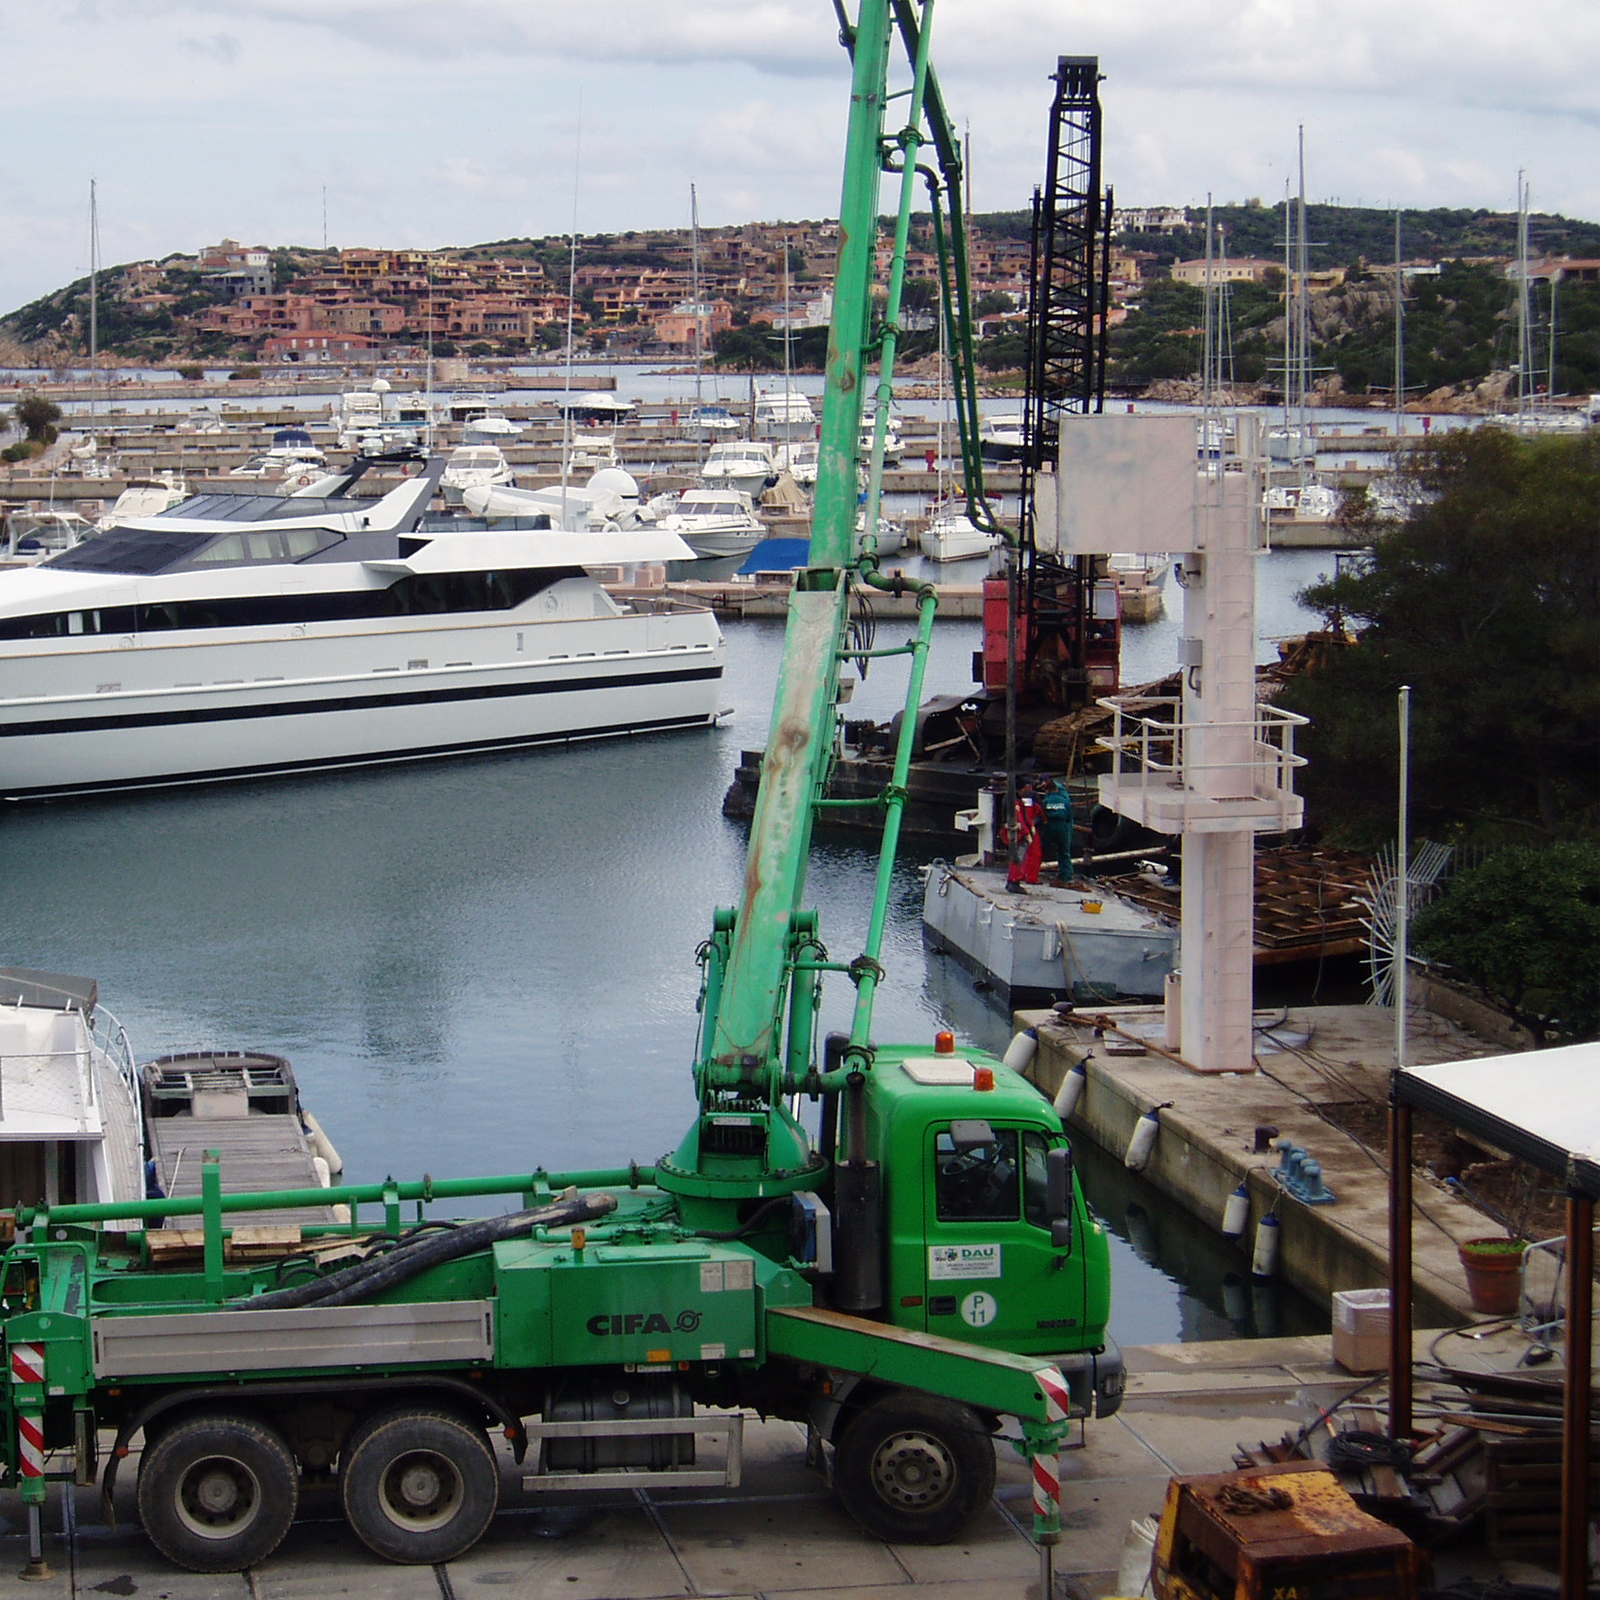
[1398,1041,1600,1195]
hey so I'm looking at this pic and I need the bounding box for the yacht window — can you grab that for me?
[190,534,249,564]
[245,531,282,562]
[283,528,325,558]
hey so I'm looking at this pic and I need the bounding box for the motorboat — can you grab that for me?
[754,384,815,439]
[95,470,189,532]
[229,445,329,490]
[856,509,906,557]
[685,404,741,440]
[1263,480,1340,521]
[920,499,1001,562]
[566,429,620,473]
[652,486,767,560]
[465,467,645,532]
[700,439,778,496]
[778,439,819,487]
[0,967,144,1221]
[860,416,904,465]
[440,444,515,506]
[4,509,97,563]
[460,412,527,444]
[0,453,726,800]
[977,414,1025,462]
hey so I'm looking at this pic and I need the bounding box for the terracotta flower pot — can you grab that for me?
[1458,1237,1525,1317]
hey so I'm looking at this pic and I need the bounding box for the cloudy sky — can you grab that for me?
[2,0,1596,316]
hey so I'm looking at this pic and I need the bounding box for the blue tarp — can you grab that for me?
[737,538,811,575]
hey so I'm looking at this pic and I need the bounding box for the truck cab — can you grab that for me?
[860,1041,1121,1413]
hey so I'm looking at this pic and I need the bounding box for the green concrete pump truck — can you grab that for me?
[0,0,1120,1576]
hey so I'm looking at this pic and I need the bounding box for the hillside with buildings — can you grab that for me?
[0,218,1030,371]
[6,202,1600,408]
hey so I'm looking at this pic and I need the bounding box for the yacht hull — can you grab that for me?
[0,608,725,799]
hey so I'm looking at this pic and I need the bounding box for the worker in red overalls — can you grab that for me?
[1007,781,1045,891]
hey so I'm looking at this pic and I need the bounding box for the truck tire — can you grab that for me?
[339,1407,498,1564]
[833,1393,996,1544]
[136,1412,298,1573]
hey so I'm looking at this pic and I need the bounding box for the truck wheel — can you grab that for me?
[833,1394,996,1544]
[340,1407,498,1564]
[136,1412,298,1572]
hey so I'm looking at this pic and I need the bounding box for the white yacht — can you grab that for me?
[685,404,741,440]
[96,471,190,532]
[1263,480,1340,521]
[440,444,515,506]
[700,440,778,496]
[921,499,1001,562]
[859,417,903,465]
[229,446,328,490]
[977,415,1025,462]
[754,384,815,439]
[0,968,144,1221]
[653,486,767,560]
[0,454,726,801]
[4,509,97,563]
[778,439,819,487]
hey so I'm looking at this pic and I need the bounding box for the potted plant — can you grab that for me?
[1457,1236,1526,1316]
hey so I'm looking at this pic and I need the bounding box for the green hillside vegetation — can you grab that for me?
[1106,258,1600,400]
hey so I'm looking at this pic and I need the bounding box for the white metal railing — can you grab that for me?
[0,1003,138,1129]
[1095,695,1308,812]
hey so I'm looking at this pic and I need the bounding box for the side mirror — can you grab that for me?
[1047,1144,1074,1252]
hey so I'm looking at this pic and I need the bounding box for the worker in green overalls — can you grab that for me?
[1040,777,1077,887]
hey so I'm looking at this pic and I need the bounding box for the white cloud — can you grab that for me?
[2,0,1597,316]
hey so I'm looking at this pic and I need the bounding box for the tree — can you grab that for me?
[1277,428,1600,847]
[13,396,61,443]
[1413,842,1600,1045]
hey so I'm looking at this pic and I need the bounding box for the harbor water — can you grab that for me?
[0,552,1334,1345]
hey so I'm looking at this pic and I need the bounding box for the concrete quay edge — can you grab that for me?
[1015,1002,1514,1326]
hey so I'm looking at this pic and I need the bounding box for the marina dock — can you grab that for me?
[1015,998,1516,1326]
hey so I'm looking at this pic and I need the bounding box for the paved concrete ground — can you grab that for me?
[0,1334,1561,1600]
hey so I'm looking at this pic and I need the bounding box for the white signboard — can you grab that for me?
[1056,414,1197,556]
[928,1243,1003,1280]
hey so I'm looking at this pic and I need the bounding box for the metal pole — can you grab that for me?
[1560,1189,1593,1600]
[1387,1090,1414,1441]
[1396,684,1411,1069]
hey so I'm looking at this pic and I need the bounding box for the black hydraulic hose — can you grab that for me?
[229,1192,616,1311]
[692,1195,792,1242]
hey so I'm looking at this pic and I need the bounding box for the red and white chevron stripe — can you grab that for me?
[10,1345,44,1386]
[1031,1365,1072,1534]
[16,1412,45,1479]
[1037,1368,1071,1425]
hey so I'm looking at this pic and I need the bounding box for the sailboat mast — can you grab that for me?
[88,178,99,424]
[691,184,704,410]
[1516,171,1533,419]
[1393,208,1404,440]
[1295,127,1310,480]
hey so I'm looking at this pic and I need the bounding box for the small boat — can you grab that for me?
[229,445,329,490]
[685,404,741,440]
[856,509,906,557]
[4,508,97,563]
[465,468,645,531]
[96,470,189,532]
[0,967,145,1221]
[1263,480,1340,521]
[860,416,904,465]
[440,444,515,506]
[754,383,815,439]
[978,414,1026,462]
[0,453,726,800]
[700,439,778,496]
[566,429,620,472]
[921,499,1001,562]
[653,486,767,560]
[778,439,819,486]
[460,412,526,443]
